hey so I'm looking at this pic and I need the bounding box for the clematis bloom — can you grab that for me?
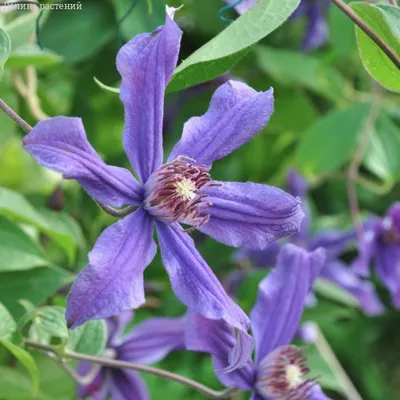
[353,203,400,307]
[22,8,303,371]
[185,244,331,400]
[77,312,185,400]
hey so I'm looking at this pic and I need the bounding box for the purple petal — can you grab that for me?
[116,11,182,183]
[224,0,258,14]
[286,169,308,199]
[185,311,255,390]
[296,321,318,344]
[66,209,156,328]
[23,117,143,207]
[117,317,185,364]
[106,311,134,346]
[109,369,149,400]
[310,385,333,400]
[168,81,274,168]
[156,221,253,371]
[321,261,384,316]
[198,181,304,249]
[250,244,326,364]
[234,242,281,269]
[76,362,108,400]
[302,3,329,52]
[375,242,400,296]
[309,229,356,260]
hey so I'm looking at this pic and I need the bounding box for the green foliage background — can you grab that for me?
[0,0,400,399]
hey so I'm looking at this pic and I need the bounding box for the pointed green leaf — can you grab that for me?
[168,0,301,92]
[350,2,400,92]
[7,44,62,68]
[0,303,16,339]
[0,28,11,81]
[0,339,39,395]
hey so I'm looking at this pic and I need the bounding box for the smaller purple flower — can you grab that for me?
[353,203,400,307]
[234,170,384,316]
[185,244,331,400]
[77,311,185,400]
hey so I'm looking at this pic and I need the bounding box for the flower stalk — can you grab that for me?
[24,339,236,399]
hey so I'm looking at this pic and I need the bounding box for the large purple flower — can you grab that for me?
[77,311,185,400]
[186,244,331,400]
[353,203,400,307]
[234,170,383,316]
[22,9,303,370]
[224,0,330,51]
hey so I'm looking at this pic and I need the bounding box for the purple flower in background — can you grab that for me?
[234,170,383,316]
[77,312,185,400]
[292,0,331,51]
[224,0,330,51]
[353,203,400,307]
[22,8,303,371]
[186,244,331,400]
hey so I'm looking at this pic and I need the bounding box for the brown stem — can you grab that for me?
[25,339,236,399]
[0,98,32,132]
[389,0,397,6]
[330,0,400,70]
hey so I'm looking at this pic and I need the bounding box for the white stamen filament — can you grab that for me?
[286,364,304,389]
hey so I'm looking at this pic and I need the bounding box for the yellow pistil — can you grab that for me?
[286,364,303,389]
[175,178,197,201]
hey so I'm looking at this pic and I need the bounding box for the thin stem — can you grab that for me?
[0,98,32,132]
[96,202,138,218]
[315,326,363,400]
[346,89,382,241]
[389,0,397,6]
[25,339,235,399]
[330,0,400,69]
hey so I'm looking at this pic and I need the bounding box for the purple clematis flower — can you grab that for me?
[224,0,330,52]
[352,203,400,307]
[234,170,383,316]
[77,311,185,400]
[186,244,331,400]
[22,8,303,371]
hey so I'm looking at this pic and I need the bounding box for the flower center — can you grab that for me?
[256,345,316,400]
[382,217,400,245]
[144,156,216,228]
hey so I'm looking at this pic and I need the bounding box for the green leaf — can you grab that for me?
[0,303,16,339]
[41,2,115,63]
[6,44,62,68]
[114,0,165,40]
[364,114,400,181]
[94,76,120,94]
[255,46,350,102]
[296,103,371,175]
[0,187,82,264]
[4,11,42,51]
[0,28,11,81]
[68,319,107,356]
[167,0,301,92]
[29,306,69,344]
[0,339,39,395]
[375,4,400,43]
[0,216,51,272]
[314,279,359,308]
[0,267,68,319]
[350,2,400,93]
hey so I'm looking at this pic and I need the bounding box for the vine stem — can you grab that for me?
[330,0,400,70]
[346,87,382,241]
[0,98,33,132]
[24,339,236,399]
